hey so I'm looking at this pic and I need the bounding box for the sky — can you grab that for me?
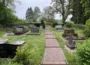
[15,0,51,19]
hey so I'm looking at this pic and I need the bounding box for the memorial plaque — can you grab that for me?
[31,26,39,33]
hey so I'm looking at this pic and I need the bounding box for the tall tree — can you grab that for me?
[81,0,90,18]
[70,0,88,24]
[43,6,54,20]
[0,0,20,26]
[0,0,20,9]
[52,0,70,25]
[26,7,34,22]
[33,7,41,22]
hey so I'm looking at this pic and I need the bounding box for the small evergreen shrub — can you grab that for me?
[52,22,58,27]
[65,22,73,28]
[34,23,41,27]
[73,33,78,37]
[83,19,90,38]
[76,39,90,65]
[0,59,22,65]
[41,20,45,29]
[13,47,30,65]
[62,33,68,37]
[73,24,85,29]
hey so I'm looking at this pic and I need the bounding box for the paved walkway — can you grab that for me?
[41,28,67,65]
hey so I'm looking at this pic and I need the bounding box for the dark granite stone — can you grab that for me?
[31,26,39,33]
[67,35,76,50]
[0,41,25,58]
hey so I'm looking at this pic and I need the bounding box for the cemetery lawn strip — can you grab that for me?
[1,30,45,65]
[0,30,5,37]
[51,27,77,65]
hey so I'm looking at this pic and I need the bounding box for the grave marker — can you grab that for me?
[67,34,76,49]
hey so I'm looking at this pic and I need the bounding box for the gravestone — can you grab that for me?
[40,26,43,29]
[0,39,8,58]
[31,26,39,33]
[67,34,76,49]
[5,33,15,36]
[13,26,26,35]
[64,30,74,35]
[55,25,62,30]
[27,25,31,30]
[0,40,25,58]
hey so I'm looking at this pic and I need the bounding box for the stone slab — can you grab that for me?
[11,41,25,45]
[46,35,56,39]
[41,48,67,65]
[46,39,60,48]
[0,39,8,44]
[45,32,53,35]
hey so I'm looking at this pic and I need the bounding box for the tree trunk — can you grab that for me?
[62,0,66,26]
[62,16,65,26]
[2,0,5,6]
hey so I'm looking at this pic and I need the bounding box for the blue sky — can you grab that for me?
[15,0,51,19]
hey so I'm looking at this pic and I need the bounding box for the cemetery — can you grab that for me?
[0,0,90,65]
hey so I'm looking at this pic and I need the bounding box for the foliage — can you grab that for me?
[65,22,73,28]
[81,0,90,18]
[83,19,90,38]
[34,23,41,27]
[0,0,19,9]
[73,24,85,29]
[26,7,34,22]
[62,33,68,37]
[52,22,58,27]
[33,7,41,22]
[43,6,54,20]
[76,39,90,65]
[73,33,78,37]
[70,0,88,24]
[41,20,45,29]
[52,0,70,25]
[0,1,22,26]
[26,7,41,22]
[13,47,30,65]
[0,59,22,65]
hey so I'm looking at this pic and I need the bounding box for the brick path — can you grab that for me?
[41,28,67,65]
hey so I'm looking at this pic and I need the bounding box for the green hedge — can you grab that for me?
[76,39,90,65]
[83,19,90,38]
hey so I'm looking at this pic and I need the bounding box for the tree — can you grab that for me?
[52,0,70,25]
[0,0,22,26]
[0,0,20,9]
[70,0,88,24]
[81,0,90,18]
[33,7,41,22]
[26,7,34,22]
[43,6,54,20]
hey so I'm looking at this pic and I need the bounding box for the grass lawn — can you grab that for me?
[0,30,45,65]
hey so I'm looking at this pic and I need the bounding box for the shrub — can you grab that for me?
[13,47,30,65]
[52,22,58,27]
[34,23,41,27]
[73,33,78,37]
[62,33,68,37]
[76,39,90,65]
[83,19,90,38]
[0,59,22,65]
[65,22,73,28]
[41,20,45,29]
[73,24,85,29]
